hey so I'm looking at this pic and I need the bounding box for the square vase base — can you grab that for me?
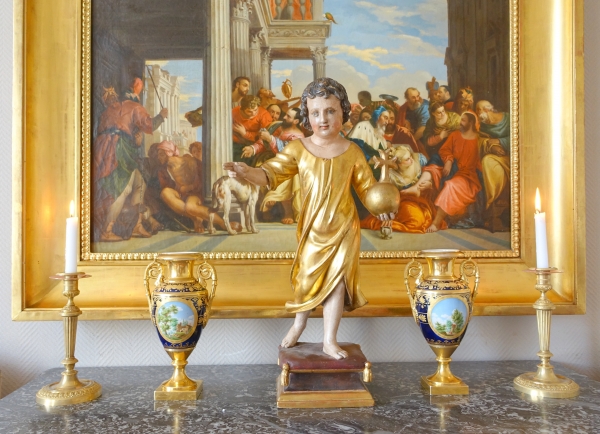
[276,374,374,408]
[154,380,203,401]
[421,376,469,395]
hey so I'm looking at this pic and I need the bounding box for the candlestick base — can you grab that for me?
[514,368,579,399]
[36,378,102,406]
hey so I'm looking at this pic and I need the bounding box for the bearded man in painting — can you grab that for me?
[347,106,390,162]
[476,100,511,210]
[93,87,167,242]
[404,87,430,143]
[232,76,251,108]
[384,109,419,154]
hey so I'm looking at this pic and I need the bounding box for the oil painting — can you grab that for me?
[13,0,585,319]
[89,0,513,258]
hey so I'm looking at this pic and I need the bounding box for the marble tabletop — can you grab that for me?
[0,361,598,433]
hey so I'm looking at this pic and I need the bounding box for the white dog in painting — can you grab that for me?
[208,176,260,235]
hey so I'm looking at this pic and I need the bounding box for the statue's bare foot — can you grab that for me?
[323,342,348,360]
[426,223,440,233]
[281,217,294,225]
[281,324,305,348]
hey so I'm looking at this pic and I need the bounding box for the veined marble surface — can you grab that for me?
[0,361,598,433]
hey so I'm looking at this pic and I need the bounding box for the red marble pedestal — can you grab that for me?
[276,342,374,408]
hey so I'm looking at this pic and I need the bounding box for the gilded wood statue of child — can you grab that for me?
[224,78,397,359]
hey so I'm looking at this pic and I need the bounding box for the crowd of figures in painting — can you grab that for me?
[90,0,511,245]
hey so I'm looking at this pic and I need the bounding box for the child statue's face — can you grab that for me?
[306,96,344,141]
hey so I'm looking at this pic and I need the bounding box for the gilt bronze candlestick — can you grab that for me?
[513,268,579,398]
[36,272,102,406]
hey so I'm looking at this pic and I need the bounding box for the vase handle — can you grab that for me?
[196,258,218,328]
[460,257,480,314]
[144,260,162,325]
[404,258,423,325]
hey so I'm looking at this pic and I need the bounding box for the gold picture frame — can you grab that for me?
[12,0,585,320]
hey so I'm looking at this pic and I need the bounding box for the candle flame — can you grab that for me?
[535,188,541,213]
[69,200,75,218]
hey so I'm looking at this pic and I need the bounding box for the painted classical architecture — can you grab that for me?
[230,0,329,91]
[144,64,182,147]
[205,0,330,189]
[92,0,331,195]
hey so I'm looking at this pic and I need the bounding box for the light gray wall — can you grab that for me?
[1,1,598,398]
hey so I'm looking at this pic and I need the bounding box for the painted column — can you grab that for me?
[173,93,177,134]
[171,93,176,134]
[312,0,324,21]
[163,89,173,134]
[231,0,252,83]
[170,93,175,134]
[310,46,327,80]
[205,0,233,190]
[161,90,166,134]
[250,30,264,93]
[175,94,180,134]
[260,47,272,90]
[164,91,169,134]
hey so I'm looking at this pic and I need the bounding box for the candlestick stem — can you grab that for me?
[513,268,579,398]
[36,273,102,407]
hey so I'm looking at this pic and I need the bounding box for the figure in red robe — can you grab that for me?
[417,111,482,232]
[93,87,167,241]
[232,95,273,166]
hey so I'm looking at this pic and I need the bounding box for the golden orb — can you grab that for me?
[364,182,400,215]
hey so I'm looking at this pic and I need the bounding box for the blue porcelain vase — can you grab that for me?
[404,249,479,395]
[144,252,217,399]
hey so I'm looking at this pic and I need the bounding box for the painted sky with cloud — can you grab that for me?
[271,0,448,102]
[144,2,448,128]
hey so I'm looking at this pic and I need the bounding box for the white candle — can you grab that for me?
[65,200,78,273]
[534,188,549,268]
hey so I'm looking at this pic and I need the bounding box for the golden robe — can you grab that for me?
[261,140,376,313]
